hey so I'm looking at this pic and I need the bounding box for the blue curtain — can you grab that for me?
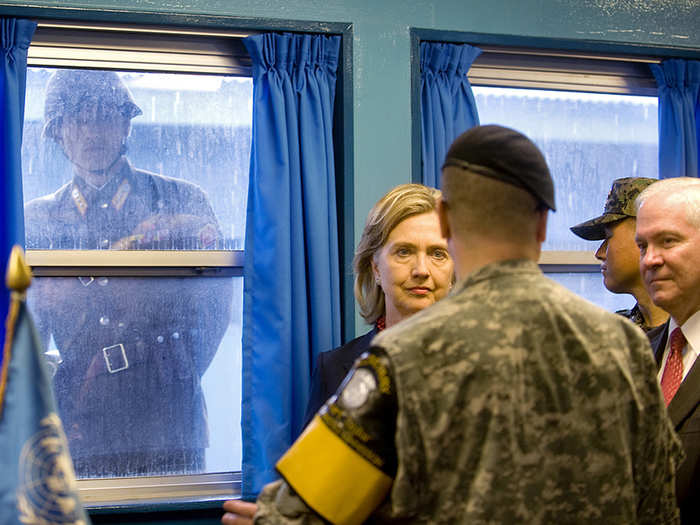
[1,19,36,367]
[241,33,342,498]
[420,42,481,188]
[650,59,700,178]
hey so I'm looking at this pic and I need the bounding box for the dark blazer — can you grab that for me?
[650,321,700,524]
[303,328,378,426]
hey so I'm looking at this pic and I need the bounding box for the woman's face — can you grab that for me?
[372,211,453,327]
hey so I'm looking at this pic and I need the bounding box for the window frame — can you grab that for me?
[4,6,355,511]
[410,29,698,274]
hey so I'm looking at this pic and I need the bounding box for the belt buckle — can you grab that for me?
[78,276,94,287]
[103,343,129,374]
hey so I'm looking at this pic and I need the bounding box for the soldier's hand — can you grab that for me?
[222,499,257,525]
[112,213,217,249]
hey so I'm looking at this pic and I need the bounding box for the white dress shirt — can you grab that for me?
[657,309,700,383]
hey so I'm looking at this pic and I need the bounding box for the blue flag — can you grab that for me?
[0,280,91,524]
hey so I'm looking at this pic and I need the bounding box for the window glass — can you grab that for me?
[472,86,658,251]
[545,272,636,313]
[27,275,242,478]
[21,66,250,481]
[473,85,657,312]
[22,68,252,250]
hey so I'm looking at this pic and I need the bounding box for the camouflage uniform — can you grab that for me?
[571,177,661,333]
[254,259,681,524]
[24,157,232,477]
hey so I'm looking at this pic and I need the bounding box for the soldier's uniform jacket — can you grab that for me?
[616,303,657,332]
[24,157,232,476]
[255,259,681,524]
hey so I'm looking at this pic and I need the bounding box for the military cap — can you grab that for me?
[442,124,556,211]
[43,69,142,141]
[570,177,658,240]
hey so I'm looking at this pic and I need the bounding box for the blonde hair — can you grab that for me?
[353,184,442,324]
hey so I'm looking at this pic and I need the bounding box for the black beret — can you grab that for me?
[442,125,556,211]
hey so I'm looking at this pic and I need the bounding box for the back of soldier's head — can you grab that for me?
[441,125,555,243]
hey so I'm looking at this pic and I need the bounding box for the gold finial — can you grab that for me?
[5,245,32,293]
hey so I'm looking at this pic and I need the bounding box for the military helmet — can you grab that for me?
[42,69,142,141]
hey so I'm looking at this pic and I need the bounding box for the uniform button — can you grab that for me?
[171,332,180,340]
[98,277,109,286]
[156,335,164,343]
[100,239,110,248]
[100,202,109,209]
[99,316,110,326]
[118,322,125,328]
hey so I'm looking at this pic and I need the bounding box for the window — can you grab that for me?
[467,47,660,313]
[22,21,252,505]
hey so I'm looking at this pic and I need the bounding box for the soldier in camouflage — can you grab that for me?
[571,177,669,332]
[24,70,232,478]
[222,126,681,525]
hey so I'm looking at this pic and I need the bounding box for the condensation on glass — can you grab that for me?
[547,273,635,313]
[473,86,658,251]
[27,275,243,479]
[21,68,251,478]
[22,68,252,250]
[473,86,658,309]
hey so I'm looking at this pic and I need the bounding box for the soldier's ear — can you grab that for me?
[437,198,451,241]
[535,208,548,244]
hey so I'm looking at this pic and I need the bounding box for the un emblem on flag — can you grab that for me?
[17,413,87,525]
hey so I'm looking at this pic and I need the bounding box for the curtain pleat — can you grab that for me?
[241,32,342,498]
[1,18,36,368]
[651,59,700,178]
[420,42,481,188]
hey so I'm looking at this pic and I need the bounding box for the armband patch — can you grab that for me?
[276,348,397,525]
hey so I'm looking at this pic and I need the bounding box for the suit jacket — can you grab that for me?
[303,328,378,426]
[651,320,700,523]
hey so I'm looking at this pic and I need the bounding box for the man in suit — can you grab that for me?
[635,176,700,523]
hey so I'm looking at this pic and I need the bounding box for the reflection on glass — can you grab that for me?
[27,275,239,479]
[473,87,658,251]
[546,272,635,314]
[22,68,252,250]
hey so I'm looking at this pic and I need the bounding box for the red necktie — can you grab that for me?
[661,327,686,406]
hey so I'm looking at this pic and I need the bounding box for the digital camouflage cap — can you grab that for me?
[570,177,658,241]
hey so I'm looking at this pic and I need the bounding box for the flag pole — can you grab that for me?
[5,245,32,296]
[1,245,32,416]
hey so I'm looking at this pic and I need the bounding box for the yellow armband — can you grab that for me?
[276,350,397,525]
